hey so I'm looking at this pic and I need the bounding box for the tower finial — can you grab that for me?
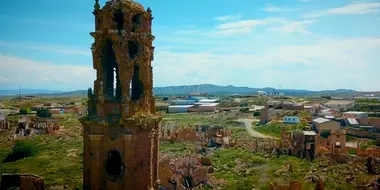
[94,0,100,11]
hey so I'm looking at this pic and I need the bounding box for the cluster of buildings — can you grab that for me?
[15,115,61,137]
[259,99,380,139]
[167,95,220,113]
[256,90,285,97]
[30,102,86,115]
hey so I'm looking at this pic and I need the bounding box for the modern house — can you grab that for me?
[312,117,341,135]
[170,100,197,105]
[189,103,220,112]
[342,111,369,125]
[347,118,359,127]
[283,116,300,124]
[186,96,208,101]
[343,111,368,119]
[197,99,219,104]
[167,97,220,113]
[324,100,355,111]
[167,105,194,113]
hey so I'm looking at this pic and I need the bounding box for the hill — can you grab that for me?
[0,84,360,97]
[153,84,357,97]
[0,89,62,96]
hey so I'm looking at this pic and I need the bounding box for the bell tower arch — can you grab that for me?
[80,0,160,189]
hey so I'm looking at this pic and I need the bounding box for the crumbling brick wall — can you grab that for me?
[158,156,209,189]
[0,174,44,190]
[357,148,380,158]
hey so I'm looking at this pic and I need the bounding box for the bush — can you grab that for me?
[3,140,40,163]
[19,107,30,115]
[37,108,52,118]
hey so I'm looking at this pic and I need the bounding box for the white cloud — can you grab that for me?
[306,2,380,17]
[2,38,380,91]
[153,38,380,91]
[0,55,95,90]
[262,5,292,12]
[213,13,243,21]
[213,18,282,35]
[211,18,316,35]
[0,41,91,56]
[267,20,317,35]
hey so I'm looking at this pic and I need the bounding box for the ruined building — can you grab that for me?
[79,0,161,189]
[0,114,10,129]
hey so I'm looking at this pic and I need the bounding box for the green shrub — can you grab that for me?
[3,140,40,162]
[19,107,31,115]
[36,108,52,118]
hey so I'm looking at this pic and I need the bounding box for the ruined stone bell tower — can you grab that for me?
[79,0,161,189]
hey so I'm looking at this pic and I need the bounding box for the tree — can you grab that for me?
[36,108,52,118]
[19,108,30,115]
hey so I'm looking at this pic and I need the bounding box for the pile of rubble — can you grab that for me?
[158,155,213,190]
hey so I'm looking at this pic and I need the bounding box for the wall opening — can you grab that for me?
[131,64,144,101]
[132,14,142,26]
[182,176,194,188]
[128,41,139,59]
[101,40,120,100]
[320,131,331,139]
[113,9,124,30]
[106,150,122,176]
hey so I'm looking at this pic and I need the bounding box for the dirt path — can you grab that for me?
[237,118,270,138]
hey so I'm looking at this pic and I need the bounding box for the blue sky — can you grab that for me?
[0,0,380,91]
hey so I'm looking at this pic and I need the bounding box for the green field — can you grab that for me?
[0,111,377,189]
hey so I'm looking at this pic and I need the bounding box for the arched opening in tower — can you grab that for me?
[131,64,144,101]
[132,14,142,26]
[113,9,124,30]
[131,14,142,32]
[106,150,122,176]
[101,40,121,100]
[128,41,139,60]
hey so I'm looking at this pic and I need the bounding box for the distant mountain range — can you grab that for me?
[0,84,364,97]
[0,89,62,96]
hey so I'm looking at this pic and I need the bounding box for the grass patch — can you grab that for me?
[159,141,197,157]
[255,123,310,138]
[256,123,283,137]
[0,135,83,189]
[209,148,313,190]
[3,140,40,163]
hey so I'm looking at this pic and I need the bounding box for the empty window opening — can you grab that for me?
[101,40,120,99]
[114,67,121,99]
[128,41,139,59]
[182,176,194,188]
[320,131,331,139]
[106,150,122,176]
[113,9,124,30]
[132,14,142,26]
[131,64,144,101]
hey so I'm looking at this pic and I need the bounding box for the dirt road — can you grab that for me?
[237,118,270,138]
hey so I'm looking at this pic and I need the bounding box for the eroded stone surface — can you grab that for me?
[80,1,161,189]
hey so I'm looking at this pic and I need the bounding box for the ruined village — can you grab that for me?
[0,0,380,190]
